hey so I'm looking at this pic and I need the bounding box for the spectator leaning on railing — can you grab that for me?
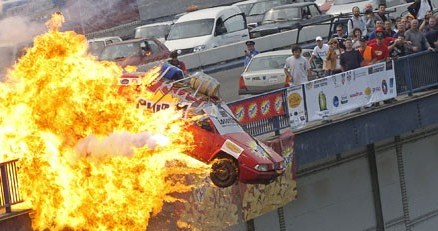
[309,36,330,76]
[340,38,363,71]
[404,19,435,53]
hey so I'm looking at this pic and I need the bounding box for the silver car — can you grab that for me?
[238,49,314,95]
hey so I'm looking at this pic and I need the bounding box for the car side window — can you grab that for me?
[146,40,160,53]
[308,5,320,16]
[223,14,246,33]
[216,18,227,35]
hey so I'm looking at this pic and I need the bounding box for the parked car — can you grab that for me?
[249,2,333,38]
[98,38,170,67]
[87,36,122,56]
[119,68,290,187]
[235,0,316,28]
[323,0,410,16]
[134,21,172,44]
[238,49,318,95]
[165,6,249,55]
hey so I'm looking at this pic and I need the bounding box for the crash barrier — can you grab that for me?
[393,50,438,95]
[227,51,438,137]
[0,159,23,213]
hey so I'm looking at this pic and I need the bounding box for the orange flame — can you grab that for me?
[0,13,208,230]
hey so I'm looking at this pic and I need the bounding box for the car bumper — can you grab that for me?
[238,164,285,184]
[238,84,285,95]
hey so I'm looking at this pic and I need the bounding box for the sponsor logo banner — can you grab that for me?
[286,86,307,130]
[229,92,285,125]
[305,61,397,121]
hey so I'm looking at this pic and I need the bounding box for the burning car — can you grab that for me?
[118,65,288,187]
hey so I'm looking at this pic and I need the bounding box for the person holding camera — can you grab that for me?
[389,35,412,58]
[243,40,259,67]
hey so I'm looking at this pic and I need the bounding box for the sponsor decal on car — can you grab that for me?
[221,140,244,159]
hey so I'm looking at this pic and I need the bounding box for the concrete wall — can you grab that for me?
[235,125,438,231]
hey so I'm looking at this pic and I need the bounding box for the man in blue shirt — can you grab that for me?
[243,40,259,67]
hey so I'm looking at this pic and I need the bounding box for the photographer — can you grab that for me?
[243,40,259,67]
[389,35,412,58]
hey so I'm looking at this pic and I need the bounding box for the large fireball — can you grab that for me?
[0,13,208,230]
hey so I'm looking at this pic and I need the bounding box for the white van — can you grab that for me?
[87,36,122,56]
[134,21,172,44]
[164,6,249,55]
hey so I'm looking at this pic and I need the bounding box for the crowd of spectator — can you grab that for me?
[308,4,437,81]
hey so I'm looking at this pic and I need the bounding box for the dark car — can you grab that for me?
[98,38,170,67]
[249,2,333,38]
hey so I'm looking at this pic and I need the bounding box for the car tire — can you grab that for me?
[210,157,238,188]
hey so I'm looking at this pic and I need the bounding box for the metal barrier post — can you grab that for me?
[403,58,414,96]
[273,117,281,136]
[1,165,12,213]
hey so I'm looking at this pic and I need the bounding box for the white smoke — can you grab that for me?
[76,131,170,158]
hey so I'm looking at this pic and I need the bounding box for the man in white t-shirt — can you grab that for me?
[284,45,311,86]
[309,36,329,76]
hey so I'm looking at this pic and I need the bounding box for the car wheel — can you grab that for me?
[210,157,238,188]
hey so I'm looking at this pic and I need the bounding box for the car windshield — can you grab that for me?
[167,19,214,40]
[334,0,367,5]
[88,41,105,56]
[263,7,301,23]
[237,3,255,15]
[99,42,140,60]
[135,24,170,39]
[247,54,290,71]
[249,1,283,16]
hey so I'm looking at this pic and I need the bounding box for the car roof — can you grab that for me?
[135,21,173,29]
[87,36,122,42]
[253,48,312,57]
[176,6,241,22]
[271,2,316,10]
[105,38,157,46]
[232,0,264,6]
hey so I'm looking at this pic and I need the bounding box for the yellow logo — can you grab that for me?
[288,93,302,108]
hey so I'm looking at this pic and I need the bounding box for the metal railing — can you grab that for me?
[228,51,438,137]
[0,159,23,213]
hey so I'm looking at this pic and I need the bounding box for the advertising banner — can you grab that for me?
[229,91,285,125]
[286,86,307,130]
[305,61,396,121]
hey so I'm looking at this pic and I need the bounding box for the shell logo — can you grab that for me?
[234,106,245,122]
[248,103,258,119]
[260,100,270,116]
[364,87,372,96]
[274,96,283,113]
[288,93,301,108]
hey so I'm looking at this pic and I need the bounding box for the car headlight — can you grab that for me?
[254,164,270,172]
[193,45,206,52]
[250,31,261,38]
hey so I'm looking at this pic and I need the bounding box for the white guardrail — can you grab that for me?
[178,23,332,70]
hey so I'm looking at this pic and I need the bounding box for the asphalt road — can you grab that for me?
[209,66,246,103]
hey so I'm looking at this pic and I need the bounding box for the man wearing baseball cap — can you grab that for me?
[309,36,330,77]
[367,27,395,46]
[243,40,259,67]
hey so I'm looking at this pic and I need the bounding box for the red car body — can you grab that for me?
[119,67,290,187]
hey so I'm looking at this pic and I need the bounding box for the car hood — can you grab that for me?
[223,133,284,164]
[164,35,212,51]
[250,20,300,32]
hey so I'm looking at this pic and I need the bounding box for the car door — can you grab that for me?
[216,13,249,46]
